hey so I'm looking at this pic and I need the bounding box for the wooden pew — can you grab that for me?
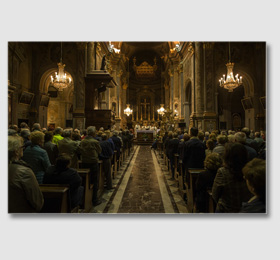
[174,154,179,181]
[39,184,70,213]
[207,190,216,213]
[178,161,187,200]
[77,168,93,212]
[185,168,205,213]
[98,160,104,197]
[158,141,163,157]
[111,150,117,179]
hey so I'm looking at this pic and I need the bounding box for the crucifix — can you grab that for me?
[141,98,150,120]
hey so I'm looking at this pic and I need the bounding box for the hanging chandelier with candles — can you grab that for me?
[219,42,242,92]
[124,59,133,117]
[50,42,71,91]
[157,104,166,116]
[124,104,133,116]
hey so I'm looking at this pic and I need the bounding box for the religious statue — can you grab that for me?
[100,55,106,70]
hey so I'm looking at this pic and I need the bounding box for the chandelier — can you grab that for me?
[124,60,133,117]
[157,104,166,116]
[219,42,242,92]
[124,104,133,116]
[50,42,71,91]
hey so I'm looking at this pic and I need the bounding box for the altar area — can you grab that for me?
[135,129,157,145]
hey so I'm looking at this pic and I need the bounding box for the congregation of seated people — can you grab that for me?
[8,122,266,213]
[160,126,266,213]
[8,122,134,213]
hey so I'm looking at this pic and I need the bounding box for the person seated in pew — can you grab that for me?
[240,158,266,213]
[183,127,206,169]
[8,135,44,213]
[166,132,180,179]
[111,131,122,163]
[212,143,251,213]
[213,135,228,158]
[99,134,114,190]
[43,131,59,165]
[22,131,51,184]
[80,126,102,206]
[195,153,223,213]
[205,139,215,157]
[43,153,84,209]
[58,129,80,169]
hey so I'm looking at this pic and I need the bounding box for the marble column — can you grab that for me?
[73,42,86,129]
[194,42,204,117]
[178,63,184,120]
[169,69,174,110]
[87,42,95,73]
[116,69,123,118]
[202,43,217,131]
[174,62,179,100]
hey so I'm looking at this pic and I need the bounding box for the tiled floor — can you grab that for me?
[91,145,188,214]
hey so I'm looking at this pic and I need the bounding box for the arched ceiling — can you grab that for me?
[120,42,170,58]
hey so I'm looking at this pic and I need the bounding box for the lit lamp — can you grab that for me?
[124,60,133,117]
[50,42,71,91]
[219,42,242,92]
[174,108,178,117]
[157,104,166,116]
[124,104,133,116]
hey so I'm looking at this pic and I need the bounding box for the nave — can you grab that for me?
[92,145,188,214]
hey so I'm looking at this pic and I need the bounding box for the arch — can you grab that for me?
[232,68,255,98]
[39,67,74,128]
[39,68,74,94]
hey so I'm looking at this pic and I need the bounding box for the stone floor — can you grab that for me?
[90,145,189,214]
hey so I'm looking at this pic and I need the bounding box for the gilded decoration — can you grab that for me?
[168,69,173,77]
[188,42,194,55]
[177,63,183,73]
[117,70,123,78]
[133,57,157,80]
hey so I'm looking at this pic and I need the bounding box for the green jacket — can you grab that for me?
[80,136,101,163]
[52,134,64,146]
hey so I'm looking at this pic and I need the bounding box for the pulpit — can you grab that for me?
[84,71,116,128]
[85,109,115,130]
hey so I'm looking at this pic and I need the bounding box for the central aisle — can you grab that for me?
[104,146,179,214]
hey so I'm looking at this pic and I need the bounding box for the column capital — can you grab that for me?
[176,63,183,73]
[168,69,173,77]
[117,69,123,78]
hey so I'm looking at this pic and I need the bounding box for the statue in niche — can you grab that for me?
[100,55,106,70]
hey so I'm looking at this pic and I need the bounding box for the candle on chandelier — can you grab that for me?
[240,76,242,83]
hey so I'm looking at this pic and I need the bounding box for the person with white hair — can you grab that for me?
[111,131,122,163]
[20,128,31,150]
[32,123,41,132]
[213,135,228,158]
[235,132,257,161]
[8,135,44,213]
[80,126,102,206]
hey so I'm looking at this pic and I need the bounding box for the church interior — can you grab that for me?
[8,41,266,132]
[8,41,266,214]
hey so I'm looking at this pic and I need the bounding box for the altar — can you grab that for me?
[136,130,155,142]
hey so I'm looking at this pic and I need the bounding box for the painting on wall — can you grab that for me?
[40,95,50,107]
[19,91,34,105]
[241,97,253,110]
[260,96,266,110]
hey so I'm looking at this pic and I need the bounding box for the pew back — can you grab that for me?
[39,184,69,213]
